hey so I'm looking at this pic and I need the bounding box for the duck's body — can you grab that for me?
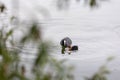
[60,37,72,47]
[60,37,72,54]
[60,37,78,54]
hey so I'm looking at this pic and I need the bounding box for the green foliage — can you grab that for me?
[56,0,108,10]
[0,3,74,79]
[90,0,97,7]
[85,57,114,80]
[21,23,41,43]
[107,56,114,62]
[0,3,6,12]
[49,59,74,80]
[0,23,74,80]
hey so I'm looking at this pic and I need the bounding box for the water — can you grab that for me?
[40,0,120,80]
[1,0,120,80]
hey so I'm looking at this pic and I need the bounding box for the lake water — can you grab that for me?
[1,0,120,80]
[40,0,120,80]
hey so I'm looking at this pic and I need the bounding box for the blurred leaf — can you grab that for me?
[20,23,41,43]
[10,16,16,21]
[34,42,49,67]
[0,3,6,13]
[107,56,114,62]
[30,23,41,40]
[85,56,112,80]
[42,73,52,80]
[20,36,29,43]
[90,0,97,7]
[8,72,27,80]
[5,29,13,41]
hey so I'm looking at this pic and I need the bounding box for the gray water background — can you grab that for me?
[1,0,120,80]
